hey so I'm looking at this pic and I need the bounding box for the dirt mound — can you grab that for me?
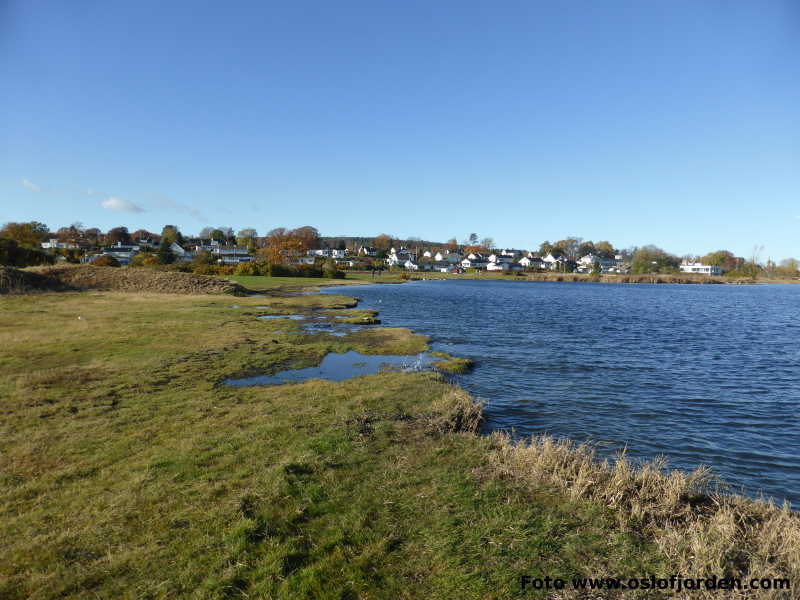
[0,267,69,294]
[28,265,247,295]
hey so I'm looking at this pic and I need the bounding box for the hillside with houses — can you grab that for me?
[2,222,795,279]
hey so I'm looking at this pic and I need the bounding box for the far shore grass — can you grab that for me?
[2,286,798,598]
[227,270,800,292]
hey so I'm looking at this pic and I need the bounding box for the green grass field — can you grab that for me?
[3,287,797,599]
[0,290,669,599]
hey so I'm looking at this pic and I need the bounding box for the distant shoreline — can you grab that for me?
[389,271,800,285]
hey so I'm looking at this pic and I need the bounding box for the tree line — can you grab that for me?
[1,220,797,278]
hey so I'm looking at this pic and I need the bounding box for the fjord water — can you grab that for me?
[324,280,800,505]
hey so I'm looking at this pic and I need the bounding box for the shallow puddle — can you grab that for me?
[224,351,435,386]
[258,314,307,321]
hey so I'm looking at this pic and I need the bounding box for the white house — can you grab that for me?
[387,247,417,267]
[309,248,332,258]
[486,262,509,271]
[679,261,722,275]
[434,251,462,263]
[519,256,544,269]
[403,260,419,271]
[86,241,140,265]
[212,247,253,265]
[461,257,488,270]
[170,242,192,262]
[488,254,514,265]
[41,238,80,250]
[576,254,619,273]
[541,253,563,270]
[500,249,522,258]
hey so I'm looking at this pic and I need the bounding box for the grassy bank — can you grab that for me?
[228,271,796,291]
[2,290,798,598]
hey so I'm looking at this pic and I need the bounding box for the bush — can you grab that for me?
[130,253,159,267]
[91,255,121,267]
[192,264,217,276]
[234,262,262,276]
[0,238,54,267]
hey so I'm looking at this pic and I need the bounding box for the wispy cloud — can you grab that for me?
[160,197,209,222]
[101,196,145,213]
[21,178,41,192]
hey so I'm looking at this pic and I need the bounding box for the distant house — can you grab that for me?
[576,254,618,273]
[434,251,462,263]
[403,260,419,271]
[170,242,192,262]
[680,261,722,276]
[488,254,514,265]
[461,257,488,270]
[85,241,140,265]
[541,253,563,270]
[486,261,509,271]
[212,247,253,265]
[308,248,346,259]
[358,246,377,257]
[386,247,417,267]
[41,238,80,250]
[519,256,543,269]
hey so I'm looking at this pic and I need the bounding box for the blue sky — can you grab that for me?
[2,1,798,259]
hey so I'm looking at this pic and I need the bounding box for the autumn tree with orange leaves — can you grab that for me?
[257,226,320,265]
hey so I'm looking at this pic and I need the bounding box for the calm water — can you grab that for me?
[226,350,433,385]
[324,280,800,505]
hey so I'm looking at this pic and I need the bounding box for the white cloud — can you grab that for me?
[101,196,145,213]
[21,178,41,192]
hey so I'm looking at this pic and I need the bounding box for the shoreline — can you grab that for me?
[320,281,799,509]
[3,276,799,597]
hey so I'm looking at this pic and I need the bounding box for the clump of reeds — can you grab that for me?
[427,387,483,434]
[488,432,800,598]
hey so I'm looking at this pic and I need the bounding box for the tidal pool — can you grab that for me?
[225,350,434,386]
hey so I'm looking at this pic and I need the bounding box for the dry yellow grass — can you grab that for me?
[488,433,800,598]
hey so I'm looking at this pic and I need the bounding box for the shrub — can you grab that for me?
[91,255,121,267]
[234,262,261,276]
[130,253,159,267]
[0,238,54,267]
[192,264,217,275]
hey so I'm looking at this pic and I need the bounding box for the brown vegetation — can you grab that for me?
[488,433,800,598]
[521,272,749,284]
[0,267,68,294]
[28,265,247,295]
